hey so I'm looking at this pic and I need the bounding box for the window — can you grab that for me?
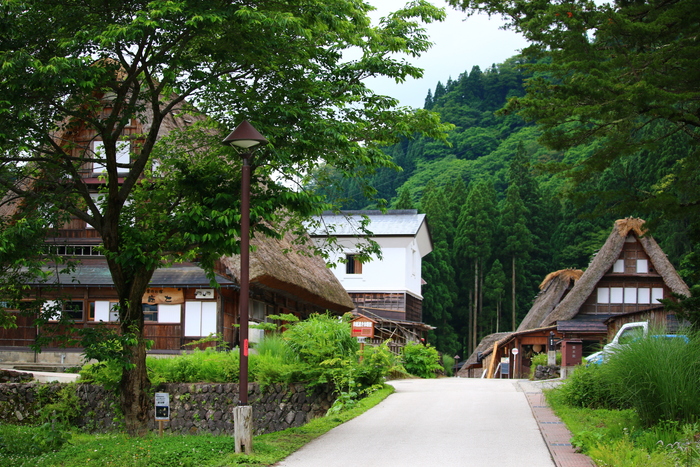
[140,303,181,323]
[613,259,625,273]
[90,301,119,322]
[637,259,649,274]
[638,288,651,304]
[250,300,268,322]
[158,304,181,323]
[597,287,610,304]
[184,301,217,337]
[597,287,664,305]
[610,287,624,304]
[143,304,158,322]
[345,254,362,274]
[93,140,130,174]
[45,300,84,321]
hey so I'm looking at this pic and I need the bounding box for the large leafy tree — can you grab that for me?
[0,0,449,434]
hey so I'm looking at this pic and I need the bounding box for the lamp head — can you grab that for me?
[222,120,268,150]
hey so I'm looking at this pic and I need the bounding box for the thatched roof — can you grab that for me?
[220,230,355,314]
[457,332,512,375]
[541,218,690,326]
[516,269,583,331]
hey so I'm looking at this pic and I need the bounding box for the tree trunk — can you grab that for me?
[120,331,151,436]
[512,256,516,331]
[473,260,478,355]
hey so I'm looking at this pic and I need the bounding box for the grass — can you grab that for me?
[0,384,394,467]
[547,377,700,466]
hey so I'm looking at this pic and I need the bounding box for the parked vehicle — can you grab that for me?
[585,321,688,364]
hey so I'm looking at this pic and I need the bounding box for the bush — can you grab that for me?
[442,354,455,376]
[555,364,623,409]
[401,342,442,378]
[603,328,700,426]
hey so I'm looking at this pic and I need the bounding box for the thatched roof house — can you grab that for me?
[516,269,583,331]
[221,231,355,313]
[461,217,690,379]
[541,218,690,326]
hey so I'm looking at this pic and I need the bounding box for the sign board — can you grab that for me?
[511,347,519,356]
[351,316,375,338]
[155,392,170,421]
[143,288,184,305]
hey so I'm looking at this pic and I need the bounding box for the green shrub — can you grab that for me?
[604,328,700,426]
[79,360,123,390]
[441,354,455,376]
[356,341,403,387]
[401,342,442,378]
[555,364,623,409]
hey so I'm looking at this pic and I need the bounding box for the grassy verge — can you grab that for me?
[0,385,394,467]
[546,386,700,466]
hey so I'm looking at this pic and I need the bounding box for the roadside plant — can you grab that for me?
[604,328,700,426]
[401,341,442,378]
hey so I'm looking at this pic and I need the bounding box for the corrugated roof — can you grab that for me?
[30,265,235,287]
[309,210,427,236]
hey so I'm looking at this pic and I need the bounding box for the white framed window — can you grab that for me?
[638,288,651,304]
[91,301,119,322]
[610,287,624,304]
[185,301,217,337]
[613,259,625,273]
[652,288,664,304]
[158,304,181,323]
[637,259,648,274]
[597,288,610,304]
[624,287,637,304]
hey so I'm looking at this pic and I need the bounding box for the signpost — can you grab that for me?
[155,392,170,436]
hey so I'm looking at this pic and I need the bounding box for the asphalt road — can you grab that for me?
[275,378,555,467]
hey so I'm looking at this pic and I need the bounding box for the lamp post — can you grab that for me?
[223,120,268,454]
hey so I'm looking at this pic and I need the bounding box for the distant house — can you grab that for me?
[0,102,353,367]
[459,218,690,378]
[308,210,434,347]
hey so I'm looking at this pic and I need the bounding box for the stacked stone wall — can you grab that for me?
[0,380,336,435]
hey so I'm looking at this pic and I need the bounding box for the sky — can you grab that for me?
[365,1,529,109]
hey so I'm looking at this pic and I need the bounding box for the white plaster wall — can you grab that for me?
[318,236,423,298]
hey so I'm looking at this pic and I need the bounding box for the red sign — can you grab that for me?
[351,317,375,338]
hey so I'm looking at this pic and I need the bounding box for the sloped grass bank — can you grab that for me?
[0,385,394,467]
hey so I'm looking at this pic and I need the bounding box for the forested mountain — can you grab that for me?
[317,55,698,357]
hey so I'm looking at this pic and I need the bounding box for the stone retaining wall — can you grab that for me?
[0,381,336,435]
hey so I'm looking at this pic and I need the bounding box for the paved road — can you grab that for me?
[276,378,554,467]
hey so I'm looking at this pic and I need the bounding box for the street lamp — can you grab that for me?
[223,120,268,454]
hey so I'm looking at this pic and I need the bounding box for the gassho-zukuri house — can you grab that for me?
[458,218,691,379]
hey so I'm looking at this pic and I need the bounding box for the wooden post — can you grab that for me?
[158,420,164,437]
[233,405,253,454]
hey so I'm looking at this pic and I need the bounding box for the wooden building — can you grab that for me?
[0,99,354,366]
[459,218,690,379]
[308,210,434,347]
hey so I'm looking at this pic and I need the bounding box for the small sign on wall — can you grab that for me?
[195,288,214,299]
